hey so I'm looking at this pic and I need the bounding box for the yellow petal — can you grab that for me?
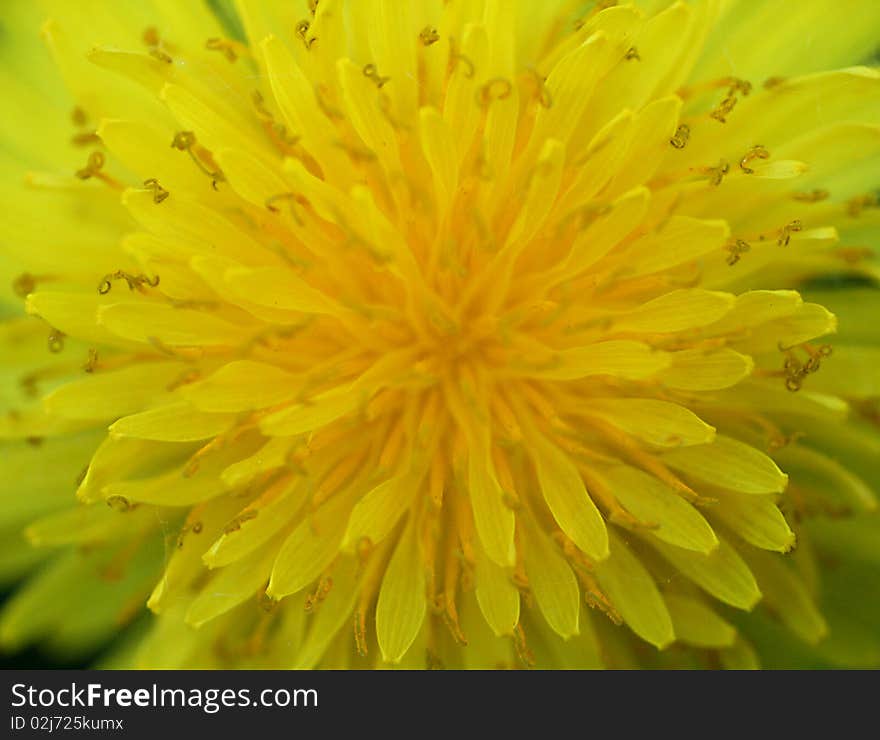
[459,588,518,669]
[653,537,761,610]
[474,542,519,637]
[594,531,674,649]
[44,362,181,420]
[665,594,736,649]
[26,292,126,347]
[110,402,235,442]
[606,96,682,197]
[367,0,419,124]
[76,436,184,504]
[663,435,788,494]
[98,118,208,194]
[105,467,224,508]
[185,537,278,627]
[205,476,308,568]
[529,32,615,149]
[375,521,427,663]
[418,106,459,211]
[660,348,754,391]
[39,15,161,123]
[343,475,417,550]
[600,465,718,553]
[160,82,271,161]
[267,493,350,599]
[523,520,580,639]
[696,3,880,81]
[585,399,716,448]
[556,110,634,214]
[87,48,170,96]
[292,556,360,669]
[468,450,516,567]
[559,186,650,278]
[482,89,520,191]
[214,145,290,210]
[734,302,837,355]
[147,496,245,612]
[124,234,215,303]
[121,188,271,266]
[531,436,609,562]
[506,138,565,249]
[539,340,670,381]
[337,58,401,174]
[182,361,302,412]
[713,492,796,553]
[442,22,489,162]
[709,290,803,334]
[754,159,810,179]
[624,216,730,276]
[220,437,294,489]
[225,265,340,315]
[259,35,356,184]
[189,255,296,324]
[613,289,735,334]
[98,303,250,347]
[260,388,361,437]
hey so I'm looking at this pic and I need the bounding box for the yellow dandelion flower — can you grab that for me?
[1,0,879,670]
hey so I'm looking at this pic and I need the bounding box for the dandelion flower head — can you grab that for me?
[1,0,879,669]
